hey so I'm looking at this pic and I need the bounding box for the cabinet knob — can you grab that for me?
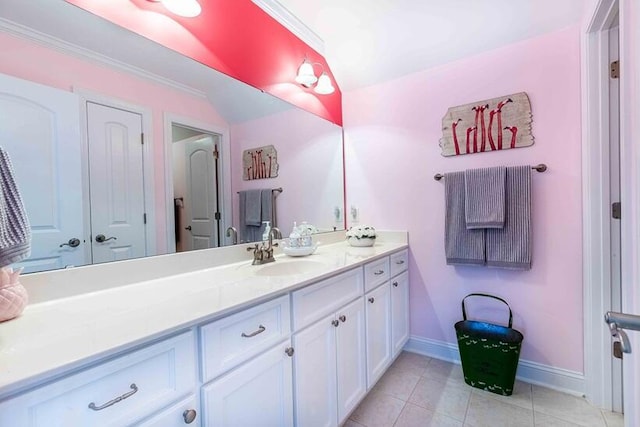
[368,297,375,303]
[183,409,197,424]
[339,315,347,323]
[331,319,340,327]
[393,281,398,287]
[285,347,295,357]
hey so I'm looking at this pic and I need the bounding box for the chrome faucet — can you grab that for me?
[247,227,282,265]
[226,226,238,245]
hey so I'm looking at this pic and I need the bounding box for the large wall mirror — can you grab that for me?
[0,1,345,274]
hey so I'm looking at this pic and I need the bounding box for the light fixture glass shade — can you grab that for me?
[161,0,202,17]
[295,60,318,87]
[314,72,335,95]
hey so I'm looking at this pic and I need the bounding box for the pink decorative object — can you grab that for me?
[0,281,28,322]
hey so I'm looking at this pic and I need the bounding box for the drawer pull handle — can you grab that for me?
[373,270,385,275]
[183,409,197,424]
[88,383,138,411]
[241,325,266,338]
[393,281,398,287]
[395,260,405,265]
[339,315,347,323]
[331,319,340,327]
[285,347,295,357]
[368,297,375,303]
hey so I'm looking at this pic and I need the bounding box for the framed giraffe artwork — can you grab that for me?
[242,144,279,180]
[439,92,534,157]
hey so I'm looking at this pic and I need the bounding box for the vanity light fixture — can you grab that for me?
[295,59,335,95]
[147,0,202,18]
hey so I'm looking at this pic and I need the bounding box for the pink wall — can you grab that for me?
[230,108,344,236]
[343,26,583,372]
[0,32,228,253]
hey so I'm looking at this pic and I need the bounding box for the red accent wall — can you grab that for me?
[65,0,343,125]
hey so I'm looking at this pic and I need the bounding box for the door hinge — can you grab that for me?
[141,132,145,145]
[612,202,621,219]
[143,213,147,224]
[611,60,619,79]
[213,146,219,160]
[214,212,221,220]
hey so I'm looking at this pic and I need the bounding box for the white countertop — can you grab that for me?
[0,232,408,398]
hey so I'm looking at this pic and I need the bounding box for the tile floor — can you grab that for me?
[345,352,625,427]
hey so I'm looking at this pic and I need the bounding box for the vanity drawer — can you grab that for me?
[0,331,196,427]
[390,249,409,278]
[292,268,363,330]
[364,257,390,293]
[200,294,290,382]
[137,395,199,426]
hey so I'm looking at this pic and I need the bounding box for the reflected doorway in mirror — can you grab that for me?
[243,145,279,180]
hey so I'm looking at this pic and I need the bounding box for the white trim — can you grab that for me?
[251,0,325,55]
[404,336,585,397]
[0,18,206,99]
[74,87,157,257]
[581,0,618,410]
[163,114,232,252]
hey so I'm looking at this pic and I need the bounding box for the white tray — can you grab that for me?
[283,244,317,257]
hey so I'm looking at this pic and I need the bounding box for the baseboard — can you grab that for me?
[404,336,585,397]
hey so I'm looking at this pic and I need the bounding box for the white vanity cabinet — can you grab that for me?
[0,332,197,427]
[292,269,367,427]
[391,270,410,356]
[365,281,392,387]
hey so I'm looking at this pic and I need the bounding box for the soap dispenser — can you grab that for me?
[288,221,300,248]
[262,221,271,242]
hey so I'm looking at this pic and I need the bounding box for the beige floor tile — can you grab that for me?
[393,403,463,427]
[602,410,624,427]
[465,393,534,427]
[349,390,405,427]
[373,368,421,400]
[387,351,431,377]
[532,386,606,427]
[343,420,366,427]
[535,412,585,426]
[471,379,533,411]
[422,358,465,385]
[407,377,470,421]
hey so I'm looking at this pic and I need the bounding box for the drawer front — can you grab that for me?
[292,268,364,330]
[200,294,290,381]
[137,395,200,427]
[389,249,409,278]
[0,332,196,427]
[364,257,390,293]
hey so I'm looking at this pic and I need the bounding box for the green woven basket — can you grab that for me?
[455,293,524,396]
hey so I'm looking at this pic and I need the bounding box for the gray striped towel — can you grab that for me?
[486,165,531,270]
[244,189,262,226]
[444,171,485,266]
[0,147,31,267]
[464,166,506,229]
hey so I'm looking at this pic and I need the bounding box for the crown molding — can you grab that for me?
[251,0,325,55]
[0,17,207,99]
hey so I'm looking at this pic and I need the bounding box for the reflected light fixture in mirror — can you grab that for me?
[147,0,202,17]
[295,59,335,95]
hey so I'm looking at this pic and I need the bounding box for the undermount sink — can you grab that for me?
[253,259,327,277]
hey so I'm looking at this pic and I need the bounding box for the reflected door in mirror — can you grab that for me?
[0,73,86,272]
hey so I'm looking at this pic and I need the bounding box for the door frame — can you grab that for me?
[74,88,156,258]
[582,0,640,420]
[163,113,231,253]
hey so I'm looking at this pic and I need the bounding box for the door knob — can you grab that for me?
[95,234,117,243]
[59,238,80,248]
[185,226,192,231]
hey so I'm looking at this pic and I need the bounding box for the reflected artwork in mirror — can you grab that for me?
[0,0,345,273]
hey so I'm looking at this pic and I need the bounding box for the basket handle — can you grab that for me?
[461,293,513,328]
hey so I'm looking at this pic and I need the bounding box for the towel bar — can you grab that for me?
[433,164,547,181]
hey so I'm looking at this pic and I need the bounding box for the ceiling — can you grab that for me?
[276,0,587,91]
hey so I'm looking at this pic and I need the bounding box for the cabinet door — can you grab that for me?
[137,395,199,427]
[201,342,294,427]
[293,314,337,427]
[336,298,366,424]
[365,283,392,388]
[391,271,410,357]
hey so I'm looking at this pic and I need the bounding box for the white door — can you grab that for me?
[365,283,392,388]
[293,313,337,427]
[201,342,294,427]
[183,135,218,251]
[391,271,410,356]
[0,72,86,272]
[336,298,366,424]
[86,102,146,264]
